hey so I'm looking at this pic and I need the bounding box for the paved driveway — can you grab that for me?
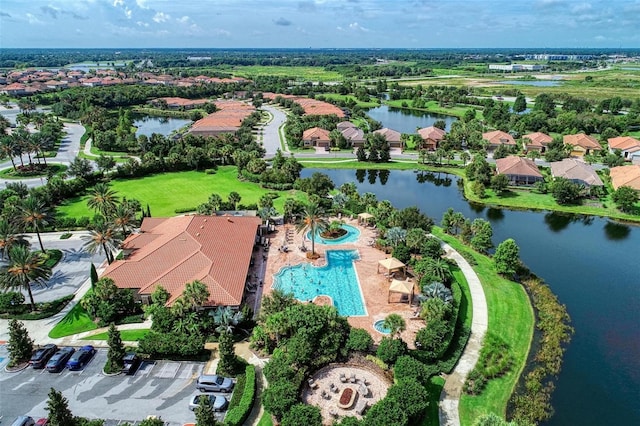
[0,347,223,425]
[260,105,288,156]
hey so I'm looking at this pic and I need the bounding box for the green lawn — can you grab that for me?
[229,65,343,82]
[48,302,97,338]
[433,229,534,425]
[385,99,484,120]
[83,329,150,341]
[257,411,274,426]
[316,93,380,108]
[57,167,306,218]
[421,376,446,426]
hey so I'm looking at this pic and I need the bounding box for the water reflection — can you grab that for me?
[415,170,452,186]
[379,169,390,185]
[604,221,631,241]
[487,207,505,222]
[544,212,573,232]
[356,169,366,183]
[367,169,378,185]
[469,202,485,214]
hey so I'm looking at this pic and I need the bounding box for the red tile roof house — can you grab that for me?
[302,127,331,149]
[103,215,262,308]
[417,126,446,151]
[609,165,640,191]
[495,155,543,185]
[523,132,553,153]
[482,130,517,151]
[550,158,604,187]
[151,97,209,110]
[374,128,403,149]
[340,126,366,148]
[608,136,640,163]
[563,133,602,158]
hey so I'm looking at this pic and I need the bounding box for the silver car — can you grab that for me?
[196,374,234,392]
[188,394,228,412]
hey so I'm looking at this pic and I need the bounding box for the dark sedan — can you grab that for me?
[46,347,75,373]
[122,352,141,375]
[66,345,96,370]
[30,344,57,369]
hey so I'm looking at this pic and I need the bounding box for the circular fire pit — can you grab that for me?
[337,387,357,409]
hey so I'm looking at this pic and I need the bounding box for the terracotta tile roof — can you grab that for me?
[190,101,255,134]
[609,165,640,190]
[261,93,345,117]
[418,126,446,141]
[104,215,261,307]
[154,97,209,108]
[303,127,331,141]
[496,155,542,177]
[563,133,602,150]
[337,121,356,131]
[341,126,365,142]
[550,158,603,186]
[523,132,553,148]
[374,128,402,143]
[608,136,640,152]
[482,130,516,146]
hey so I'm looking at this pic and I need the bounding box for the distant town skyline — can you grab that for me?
[1,0,638,49]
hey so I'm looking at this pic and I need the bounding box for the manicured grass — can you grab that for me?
[385,99,483,119]
[433,229,534,424]
[420,376,446,426]
[257,412,274,426]
[230,65,343,82]
[0,163,67,179]
[57,167,307,218]
[40,249,63,269]
[316,93,380,108]
[48,302,97,338]
[83,329,150,341]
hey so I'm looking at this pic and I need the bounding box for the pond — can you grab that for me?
[494,80,562,87]
[365,105,458,133]
[133,116,192,138]
[301,168,640,426]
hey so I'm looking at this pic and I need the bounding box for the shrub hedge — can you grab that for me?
[225,364,256,426]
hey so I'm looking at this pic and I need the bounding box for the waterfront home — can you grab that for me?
[550,158,603,187]
[563,133,602,157]
[495,155,543,185]
[303,127,332,149]
[103,215,262,308]
[609,165,640,191]
[374,128,403,149]
[608,136,640,163]
[417,126,446,151]
[482,130,517,151]
[190,100,254,137]
[523,132,553,153]
[340,125,366,148]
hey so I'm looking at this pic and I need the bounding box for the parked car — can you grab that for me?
[30,344,57,369]
[11,416,35,426]
[66,345,96,370]
[196,374,234,392]
[122,352,141,375]
[188,394,228,412]
[35,419,49,426]
[46,347,75,373]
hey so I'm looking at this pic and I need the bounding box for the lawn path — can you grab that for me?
[439,242,488,426]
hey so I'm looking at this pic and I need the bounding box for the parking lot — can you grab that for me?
[0,346,230,425]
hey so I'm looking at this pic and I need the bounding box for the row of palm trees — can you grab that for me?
[0,115,63,173]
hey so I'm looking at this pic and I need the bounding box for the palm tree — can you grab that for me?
[382,313,406,339]
[228,192,241,210]
[0,245,52,311]
[175,280,210,312]
[111,203,135,237]
[427,258,452,284]
[19,196,49,252]
[0,219,23,260]
[87,183,119,217]
[82,222,121,264]
[295,202,329,256]
[0,135,18,172]
[207,193,223,212]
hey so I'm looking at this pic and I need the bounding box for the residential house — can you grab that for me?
[482,130,517,151]
[337,121,356,132]
[563,133,602,157]
[190,101,254,137]
[495,155,543,185]
[609,165,640,191]
[339,124,366,148]
[608,136,640,163]
[374,128,403,149]
[523,132,553,153]
[417,126,446,151]
[302,127,331,149]
[550,158,603,187]
[103,215,262,308]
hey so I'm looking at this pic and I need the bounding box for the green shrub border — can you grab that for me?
[225,364,256,426]
[0,294,74,320]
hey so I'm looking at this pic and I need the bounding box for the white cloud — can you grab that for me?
[125,7,132,19]
[113,0,124,6]
[212,28,231,36]
[136,20,149,27]
[594,35,606,40]
[136,0,149,9]
[572,2,592,13]
[25,13,42,24]
[348,22,369,32]
[153,12,170,23]
[177,16,190,24]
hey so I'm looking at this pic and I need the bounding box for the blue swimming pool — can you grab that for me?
[307,224,361,245]
[272,250,366,316]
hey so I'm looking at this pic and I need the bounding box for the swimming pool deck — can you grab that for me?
[263,218,423,347]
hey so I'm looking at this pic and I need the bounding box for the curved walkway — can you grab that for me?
[439,242,488,426]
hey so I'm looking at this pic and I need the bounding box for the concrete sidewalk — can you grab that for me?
[438,242,489,426]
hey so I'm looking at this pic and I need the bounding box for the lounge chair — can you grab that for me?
[330,383,339,393]
[349,373,356,383]
[355,399,369,415]
[358,383,369,397]
[308,378,318,389]
[339,373,347,383]
[329,408,339,417]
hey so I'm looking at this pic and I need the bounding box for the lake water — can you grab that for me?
[301,168,640,426]
[133,116,192,138]
[494,80,562,87]
[365,105,458,133]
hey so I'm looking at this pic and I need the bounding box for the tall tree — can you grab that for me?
[295,202,329,256]
[82,221,121,264]
[612,186,639,212]
[67,157,93,179]
[228,191,241,210]
[87,183,119,217]
[0,219,22,260]
[195,396,219,426]
[0,245,52,310]
[106,323,125,373]
[19,195,50,252]
[46,388,76,426]
[513,93,527,113]
[7,319,33,366]
[111,203,135,237]
[494,238,521,276]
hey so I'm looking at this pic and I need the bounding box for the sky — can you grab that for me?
[0,0,639,49]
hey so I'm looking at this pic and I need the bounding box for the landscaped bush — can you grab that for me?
[1,295,74,320]
[415,281,461,360]
[174,206,197,213]
[280,404,322,426]
[393,355,435,386]
[225,365,256,426]
[376,336,408,364]
[137,330,206,358]
[0,292,25,313]
[261,380,299,420]
[464,333,513,395]
[365,396,408,426]
[385,378,430,420]
[345,327,374,353]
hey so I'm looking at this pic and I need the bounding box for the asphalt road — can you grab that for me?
[260,104,288,156]
[0,347,228,425]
